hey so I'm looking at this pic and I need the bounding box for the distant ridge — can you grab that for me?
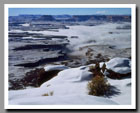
[9,14,131,22]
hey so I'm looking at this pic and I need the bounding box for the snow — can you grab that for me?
[10,22,131,50]
[44,64,69,72]
[9,94,118,105]
[8,22,132,106]
[20,23,30,27]
[42,66,92,87]
[22,37,45,40]
[108,78,131,105]
[9,60,131,105]
[106,57,131,74]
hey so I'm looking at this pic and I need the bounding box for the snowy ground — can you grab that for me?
[8,22,132,106]
[9,58,131,105]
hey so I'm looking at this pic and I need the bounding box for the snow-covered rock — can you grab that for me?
[44,65,69,72]
[56,66,92,82]
[106,57,131,74]
[41,66,92,87]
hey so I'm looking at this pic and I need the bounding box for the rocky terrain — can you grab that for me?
[9,18,131,89]
[8,14,132,106]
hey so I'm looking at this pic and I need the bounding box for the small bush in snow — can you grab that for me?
[42,91,54,96]
[42,93,49,96]
[89,62,105,77]
[88,63,117,96]
[88,75,110,96]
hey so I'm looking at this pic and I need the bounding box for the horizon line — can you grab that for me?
[9,14,131,16]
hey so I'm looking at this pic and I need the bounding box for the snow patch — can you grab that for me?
[20,23,30,27]
[22,37,45,40]
[9,94,118,105]
[44,65,69,72]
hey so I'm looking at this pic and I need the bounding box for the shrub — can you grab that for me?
[42,91,54,96]
[23,68,60,87]
[88,75,110,96]
[89,63,105,77]
[42,93,49,96]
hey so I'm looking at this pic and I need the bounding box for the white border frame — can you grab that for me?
[4,4,136,109]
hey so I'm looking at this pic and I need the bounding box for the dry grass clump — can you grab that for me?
[42,91,54,96]
[42,93,49,96]
[88,75,110,96]
[88,63,111,96]
[88,62,128,96]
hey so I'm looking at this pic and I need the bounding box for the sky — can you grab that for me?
[9,8,131,16]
